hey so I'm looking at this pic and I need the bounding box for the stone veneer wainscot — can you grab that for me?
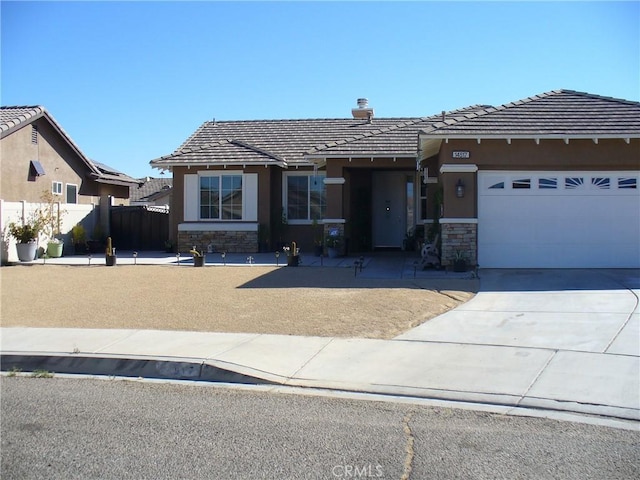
[440,221,477,267]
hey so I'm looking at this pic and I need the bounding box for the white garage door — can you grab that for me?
[478,171,640,268]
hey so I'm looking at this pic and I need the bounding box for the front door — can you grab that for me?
[372,172,408,248]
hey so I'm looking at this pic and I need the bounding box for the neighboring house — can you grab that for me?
[130,177,172,209]
[0,106,138,205]
[150,91,639,268]
[1,106,139,259]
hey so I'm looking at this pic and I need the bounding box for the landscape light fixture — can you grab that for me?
[456,179,465,198]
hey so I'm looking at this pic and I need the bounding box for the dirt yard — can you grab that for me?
[1,265,478,339]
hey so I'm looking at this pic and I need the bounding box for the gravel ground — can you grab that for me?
[1,264,477,339]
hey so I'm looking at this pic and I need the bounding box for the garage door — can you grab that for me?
[478,171,640,268]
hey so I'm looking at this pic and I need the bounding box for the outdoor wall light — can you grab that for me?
[456,179,465,198]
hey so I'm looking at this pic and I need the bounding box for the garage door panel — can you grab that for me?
[478,171,640,268]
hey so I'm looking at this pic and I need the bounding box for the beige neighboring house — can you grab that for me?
[0,105,139,260]
[1,106,137,204]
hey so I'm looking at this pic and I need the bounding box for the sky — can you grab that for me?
[1,1,638,179]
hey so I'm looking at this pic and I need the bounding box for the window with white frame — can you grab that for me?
[52,181,62,195]
[200,175,242,220]
[66,184,78,204]
[285,173,326,221]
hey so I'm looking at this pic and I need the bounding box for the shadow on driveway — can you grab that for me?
[478,269,640,292]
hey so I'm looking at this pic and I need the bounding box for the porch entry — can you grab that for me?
[372,171,414,249]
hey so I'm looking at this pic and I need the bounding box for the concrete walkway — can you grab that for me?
[1,257,638,423]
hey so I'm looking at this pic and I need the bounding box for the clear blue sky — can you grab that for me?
[2,1,638,179]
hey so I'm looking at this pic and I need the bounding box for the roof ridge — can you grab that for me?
[230,139,288,164]
[306,116,429,154]
[175,122,210,152]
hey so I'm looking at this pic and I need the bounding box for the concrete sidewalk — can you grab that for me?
[1,267,638,423]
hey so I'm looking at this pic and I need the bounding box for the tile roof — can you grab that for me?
[1,105,138,186]
[150,117,434,168]
[150,89,640,170]
[131,177,173,203]
[420,90,640,138]
[0,106,46,135]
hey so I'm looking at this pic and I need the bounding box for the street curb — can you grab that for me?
[3,353,638,423]
[0,354,276,385]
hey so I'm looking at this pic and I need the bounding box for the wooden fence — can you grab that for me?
[109,205,169,251]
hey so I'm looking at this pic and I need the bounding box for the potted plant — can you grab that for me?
[87,224,106,253]
[190,246,205,267]
[71,224,87,255]
[325,233,343,258]
[38,191,66,258]
[7,217,42,262]
[105,236,117,266]
[452,250,468,272]
[164,239,174,253]
[283,241,300,267]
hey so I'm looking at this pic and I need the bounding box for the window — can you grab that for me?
[66,184,78,204]
[512,179,531,189]
[199,175,242,220]
[285,173,326,221]
[565,177,584,189]
[419,183,427,220]
[489,182,504,189]
[618,177,637,189]
[52,181,62,195]
[539,178,557,189]
[591,177,610,189]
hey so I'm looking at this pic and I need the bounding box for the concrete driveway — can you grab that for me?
[396,269,640,418]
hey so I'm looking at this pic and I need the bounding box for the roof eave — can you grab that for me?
[150,160,288,169]
[420,133,640,141]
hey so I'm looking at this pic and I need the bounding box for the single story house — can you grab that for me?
[150,90,640,268]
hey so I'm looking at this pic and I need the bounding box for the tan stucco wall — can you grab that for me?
[1,118,132,206]
[0,119,95,203]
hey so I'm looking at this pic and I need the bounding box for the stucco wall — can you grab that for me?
[439,138,639,170]
[1,119,93,203]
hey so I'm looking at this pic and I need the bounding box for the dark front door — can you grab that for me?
[372,172,408,249]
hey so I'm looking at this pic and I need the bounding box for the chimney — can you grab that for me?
[352,98,374,123]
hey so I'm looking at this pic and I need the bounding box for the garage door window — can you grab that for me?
[538,178,557,189]
[489,181,504,189]
[591,177,610,189]
[618,177,637,189]
[512,179,531,189]
[565,177,584,189]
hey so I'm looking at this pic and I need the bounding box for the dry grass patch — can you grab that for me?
[1,265,477,339]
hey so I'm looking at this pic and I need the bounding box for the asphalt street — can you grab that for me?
[2,377,638,480]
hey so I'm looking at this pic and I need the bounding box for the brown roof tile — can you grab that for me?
[420,90,640,138]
